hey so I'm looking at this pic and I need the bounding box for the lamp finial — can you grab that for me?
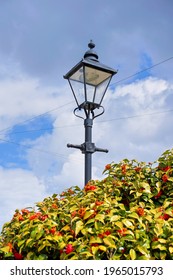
[84,40,98,61]
[88,40,95,49]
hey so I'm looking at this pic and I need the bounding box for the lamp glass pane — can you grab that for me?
[69,79,85,107]
[84,66,112,86]
[85,84,96,103]
[94,76,111,105]
[70,66,84,83]
[68,64,113,107]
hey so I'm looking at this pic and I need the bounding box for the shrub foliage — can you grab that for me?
[0,149,173,260]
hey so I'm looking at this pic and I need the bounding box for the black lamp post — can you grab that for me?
[64,41,117,185]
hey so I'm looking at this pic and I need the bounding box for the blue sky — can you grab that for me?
[0,0,173,230]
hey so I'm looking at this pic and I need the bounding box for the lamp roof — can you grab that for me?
[64,41,117,80]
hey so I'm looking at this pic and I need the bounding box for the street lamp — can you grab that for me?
[64,41,117,185]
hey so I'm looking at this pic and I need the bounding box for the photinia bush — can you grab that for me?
[0,149,173,260]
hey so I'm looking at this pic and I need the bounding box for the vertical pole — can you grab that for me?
[84,117,93,185]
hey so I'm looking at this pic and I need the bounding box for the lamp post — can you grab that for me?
[64,41,117,185]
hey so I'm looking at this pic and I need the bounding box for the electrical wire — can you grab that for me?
[109,56,173,86]
[0,55,172,166]
[0,100,75,135]
[0,54,172,137]
[0,138,82,162]
[0,55,172,137]
[0,137,104,168]
[2,108,172,136]
[96,109,173,123]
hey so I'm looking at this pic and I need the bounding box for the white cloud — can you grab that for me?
[110,77,169,111]
[0,167,49,228]
[17,76,172,199]
[0,74,74,138]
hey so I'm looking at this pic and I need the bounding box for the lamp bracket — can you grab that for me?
[73,104,105,120]
[73,107,85,120]
[92,105,105,119]
[67,142,108,154]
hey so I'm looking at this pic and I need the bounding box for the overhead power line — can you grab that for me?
[0,138,104,168]
[110,55,173,86]
[0,101,75,135]
[0,54,172,174]
[3,108,173,136]
[96,109,173,123]
[0,55,172,139]
[0,138,81,162]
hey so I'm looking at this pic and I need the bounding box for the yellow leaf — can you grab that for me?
[95,214,105,223]
[140,182,151,193]
[83,210,95,220]
[0,246,11,253]
[75,220,84,236]
[85,218,95,225]
[128,212,139,220]
[156,182,161,188]
[38,243,46,252]
[92,246,99,255]
[158,238,167,243]
[26,238,33,246]
[122,219,134,228]
[130,249,136,260]
[137,245,148,255]
[110,215,120,222]
[103,236,116,249]
[99,245,107,252]
[90,236,102,244]
[169,247,173,254]
[61,225,71,231]
[114,221,123,229]
[81,228,87,235]
[154,224,163,236]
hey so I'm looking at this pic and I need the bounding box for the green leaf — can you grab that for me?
[160,251,167,260]
[26,238,34,246]
[18,239,25,247]
[36,230,44,240]
[38,243,46,252]
[129,249,136,260]
[31,230,37,239]
[26,252,35,259]
[37,254,48,260]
